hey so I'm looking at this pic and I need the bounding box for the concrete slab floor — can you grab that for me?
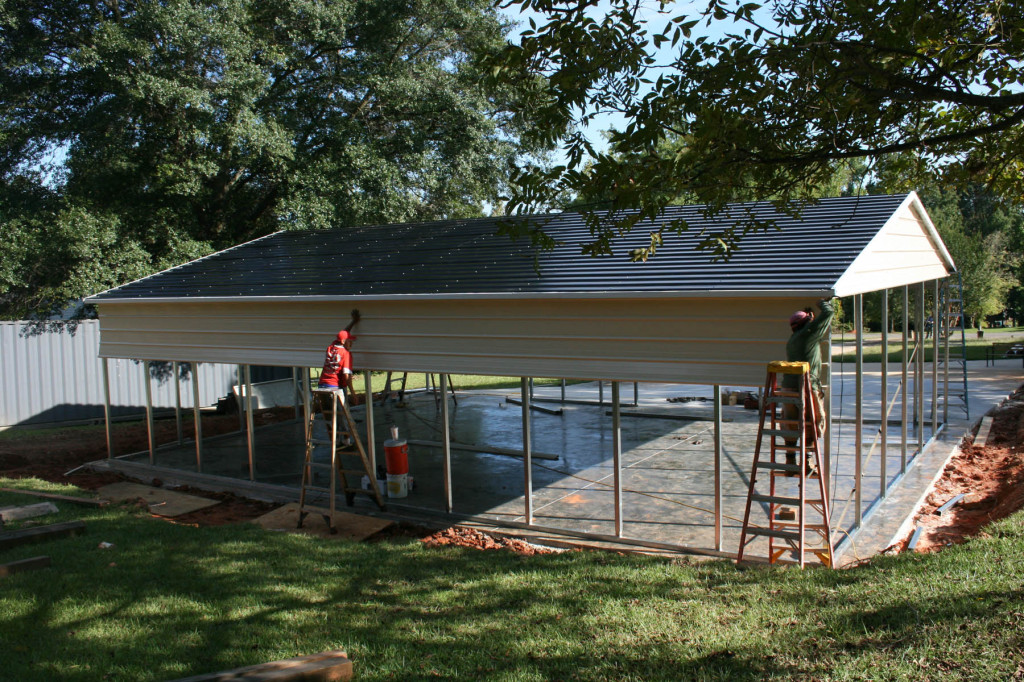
[106,360,1022,564]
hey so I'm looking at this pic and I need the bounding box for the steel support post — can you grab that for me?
[901,286,909,472]
[302,368,311,435]
[521,378,533,525]
[854,294,863,525]
[244,364,256,481]
[102,358,113,459]
[942,278,951,424]
[192,361,203,473]
[293,367,301,421]
[917,283,926,454]
[633,382,639,407]
[364,370,377,476]
[931,279,939,434]
[144,360,156,465]
[713,384,723,551]
[173,361,183,444]
[880,290,888,498]
[823,335,832,491]
[441,373,453,513]
[237,365,246,433]
[598,380,604,405]
[612,381,623,538]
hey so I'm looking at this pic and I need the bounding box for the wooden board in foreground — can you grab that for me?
[166,649,352,682]
[0,487,109,507]
[0,555,51,578]
[0,521,86,551]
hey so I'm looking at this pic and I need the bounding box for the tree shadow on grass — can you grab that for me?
[2,506,1023,681]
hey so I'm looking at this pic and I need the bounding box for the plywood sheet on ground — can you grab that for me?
[254,502,392,541]
[98,482,219,517]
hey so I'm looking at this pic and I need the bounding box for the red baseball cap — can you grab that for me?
[336,330,356,342]
[789,311,810,330]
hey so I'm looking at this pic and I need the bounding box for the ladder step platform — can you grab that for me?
[750,493,825,507]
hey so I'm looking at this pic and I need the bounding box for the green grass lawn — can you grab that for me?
[1,478,1022,681]
[832,331,1024,364]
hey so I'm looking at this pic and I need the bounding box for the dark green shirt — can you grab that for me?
[783,299,835,391]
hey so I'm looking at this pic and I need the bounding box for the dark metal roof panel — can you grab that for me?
[88,194,912,300]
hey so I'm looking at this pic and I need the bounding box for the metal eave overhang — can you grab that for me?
[88,288,838,305]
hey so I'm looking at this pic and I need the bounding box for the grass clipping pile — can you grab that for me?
[904,385,1024,553]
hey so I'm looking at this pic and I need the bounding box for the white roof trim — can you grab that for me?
[90,288,836,305]
[905,191,957,272]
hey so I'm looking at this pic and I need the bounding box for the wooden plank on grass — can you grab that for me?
[0,521,86,550]
[0,501,59,523]
[0,487,109,507]
[167,649,352,681]
[0,556,50,578]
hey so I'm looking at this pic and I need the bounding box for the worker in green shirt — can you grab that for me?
[782,298,836,474]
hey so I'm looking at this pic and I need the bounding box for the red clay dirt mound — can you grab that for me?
[905,385,1024,553]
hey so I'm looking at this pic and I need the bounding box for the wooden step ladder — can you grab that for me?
[737,361,834,568]
[298,389,385,532]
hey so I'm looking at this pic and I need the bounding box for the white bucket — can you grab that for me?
[387,473,408,498]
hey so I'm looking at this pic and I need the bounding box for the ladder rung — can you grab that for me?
[757,461,800,471]
[744,527,802,542]
[772,521,829,531]
[763,428,802,439]
[771,444,819,453]
[310,439,356,448]
[766,395,802,405]
[303,461,332,470]
[343,487,375,496]
[340,468,369,476]
[752,494,826,506]
[769,469,820,479]
[301,485,332,494]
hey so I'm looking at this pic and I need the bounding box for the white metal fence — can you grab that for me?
[0,321,283,427]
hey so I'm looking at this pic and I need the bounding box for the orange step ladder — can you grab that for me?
[737,361,833,567]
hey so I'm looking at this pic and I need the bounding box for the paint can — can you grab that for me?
[386,473,408,499]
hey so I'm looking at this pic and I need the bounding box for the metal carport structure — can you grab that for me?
[85,192,960,558]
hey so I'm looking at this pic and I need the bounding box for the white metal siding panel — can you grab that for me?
[833,204,952,297]
[0,321,245,426]
[94,296,814,386]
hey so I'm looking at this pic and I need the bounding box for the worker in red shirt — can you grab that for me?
[318,330,355,390]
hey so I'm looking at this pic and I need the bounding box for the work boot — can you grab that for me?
[777,507,796,521]
[785,453,798,477]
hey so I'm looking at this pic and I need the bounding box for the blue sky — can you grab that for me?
[496,1,744,156]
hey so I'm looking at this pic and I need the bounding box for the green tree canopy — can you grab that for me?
[0,0,544,320]
[496,0,1024,259]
